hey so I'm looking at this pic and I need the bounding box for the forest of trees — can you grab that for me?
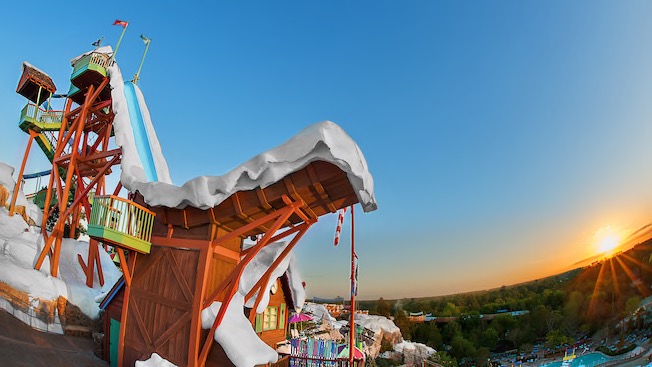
[365,241,652,366]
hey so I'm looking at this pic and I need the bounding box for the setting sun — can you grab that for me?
[593,226,622,256]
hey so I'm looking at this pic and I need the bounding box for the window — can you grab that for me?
[263,306,278,331]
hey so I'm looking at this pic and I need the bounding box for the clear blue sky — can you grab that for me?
[1,1,652,300]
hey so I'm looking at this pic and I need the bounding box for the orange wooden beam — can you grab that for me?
[35,142,119,277]
[245,220,313,306]
[188,246,212,367]
[9,130,37,217]
[201,203,300,309]
[118,252,137,367]
[198,204,297,366]
[211,198,304,247]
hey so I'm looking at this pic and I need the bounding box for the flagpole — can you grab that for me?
[109,22,128,65]
[133,37,151,85]
[349,204,355,366]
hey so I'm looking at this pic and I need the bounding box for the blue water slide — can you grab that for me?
[123,81,158,182]
[23,170,51,179]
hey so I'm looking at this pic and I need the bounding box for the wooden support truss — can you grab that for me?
[192,195,316,367]
[33,77,121,287]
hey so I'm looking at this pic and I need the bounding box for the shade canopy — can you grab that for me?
[288,313,313,323]
[336,345,365,360]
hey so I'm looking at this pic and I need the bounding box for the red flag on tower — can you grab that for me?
[113,19,128,27]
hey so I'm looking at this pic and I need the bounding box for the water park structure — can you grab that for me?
[5,21,377,367]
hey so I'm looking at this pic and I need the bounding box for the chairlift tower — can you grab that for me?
[13,45,153,288]
[28,50,121,287]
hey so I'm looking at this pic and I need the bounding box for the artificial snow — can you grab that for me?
[0,163,42,226]
[107,50,377,365]
[21,61,53,82]
[286,255,306,312]
[393,340,436,358]
[201,241,306,367]
[109,64,172,186]
[354,313,401,335]
[0,163,121,330]
[0,206,121,319]
[5,47,377,366]
[135,353,179,367]
[240,241,306,313]
[303,302,337,323]
[201,294,278,367]
[107,57,376,212]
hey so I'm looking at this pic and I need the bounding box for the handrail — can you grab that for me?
[285,337,364,367]
[287,356,362,367]
[72,52,110,74]
[89,195,155,243]
[20,103,63,126]
[90,52,110,68]
[594,348,648,367]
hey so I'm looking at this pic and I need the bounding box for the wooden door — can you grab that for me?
[110,318,120,367]
[122,245,199,366]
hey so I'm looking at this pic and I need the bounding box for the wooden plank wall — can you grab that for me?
[103,287,124,362]
[203,227,241,305]
[123,245,199,367]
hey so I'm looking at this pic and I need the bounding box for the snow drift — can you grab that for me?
[0,163,122,331]
[201,241,307,367]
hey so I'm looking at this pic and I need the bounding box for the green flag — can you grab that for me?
[140,34,151,45]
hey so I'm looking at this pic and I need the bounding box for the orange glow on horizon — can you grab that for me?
[593,226,623,257]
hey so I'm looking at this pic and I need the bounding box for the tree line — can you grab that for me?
[366,240,652,366]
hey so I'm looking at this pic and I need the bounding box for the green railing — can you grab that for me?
[19,103,63,131]
[88,195,155,254]
[71,52,110,80]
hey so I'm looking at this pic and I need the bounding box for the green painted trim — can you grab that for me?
[279,303,286,330]
[255,313,263,333]
[34,135,54,161]
[70,54,107,81]
[87,225,151,254]
[19,118,61,133]
[19,118,34,133]
[71,54,92,75]
[109,318,120,367]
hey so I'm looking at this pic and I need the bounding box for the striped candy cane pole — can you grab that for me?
[334,207,347,246]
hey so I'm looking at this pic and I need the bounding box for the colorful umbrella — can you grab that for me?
[337,344,365,360]
[288,313,313,323]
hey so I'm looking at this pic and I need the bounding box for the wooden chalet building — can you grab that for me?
[100,270,299,366]
[91,160,365,367]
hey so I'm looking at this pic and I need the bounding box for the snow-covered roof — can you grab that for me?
[107,62,377,213]
[21,62,56,92]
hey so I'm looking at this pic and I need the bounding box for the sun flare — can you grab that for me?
[593,226,622,256]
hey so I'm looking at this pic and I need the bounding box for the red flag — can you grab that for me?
[113,19,128,27]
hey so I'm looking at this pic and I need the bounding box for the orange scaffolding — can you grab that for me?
[33,78,122,287]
